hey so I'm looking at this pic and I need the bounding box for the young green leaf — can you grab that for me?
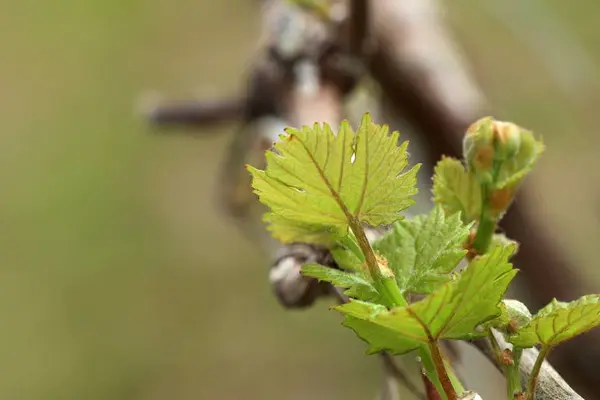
[330,246,363,272]
[373,206,472,294]
[508,295,600,348]
[335,245,517,343]
[495,127,545,190]
[432,157,481,224]
[301,264,379,301]
[491,233,520,256]
[247,113,420,245]
[343,315,421,355]
[485,299,532,333]
[333,301,421,354]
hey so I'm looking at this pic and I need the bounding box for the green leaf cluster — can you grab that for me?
[246,111,600,400]
[335,245,517,354]
[373,205,472,295]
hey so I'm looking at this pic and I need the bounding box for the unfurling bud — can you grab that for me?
[493,121,521,160]
[376,254,394,279]
[463,117,495,184]
[500,349,514,365]
[463,117,530,186]
[502,299,532,334]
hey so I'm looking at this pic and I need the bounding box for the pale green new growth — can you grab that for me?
[373,206,472,295]
[330,245,363,271]
[245,111,599,400]
[491,233,520,255]
[247,114,419,245]
[432,157,481,223]
[301,264,379,302]
[335,246,517,350]
[488,299,532,333]
[495,128,545,190]
[503,299,533,329]
[509,295,600,348]
[342,310,421,355]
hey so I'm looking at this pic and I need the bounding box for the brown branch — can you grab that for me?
[348,0,369,55]
[142,97,243,127]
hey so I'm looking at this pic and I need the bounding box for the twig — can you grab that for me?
[527,346,552,400]
[142,97,243,127]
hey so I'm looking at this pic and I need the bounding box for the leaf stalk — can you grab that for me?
[427,340,457,400]
[349,218,407,307]
[527,345,551,400]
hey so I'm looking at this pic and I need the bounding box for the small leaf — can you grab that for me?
[301,264,379,301]
[503,299,532,329]
[248,113,420,245]
[373,206,471,294]
[495,128,545,190]
[343,316,420,355]
[330,246,363,272]
[334,301,420,354]
[432,157,481,224]
[335,245,517,343]
[508,295,600,348]
[462,118,544,189]
[491,233,520,256]
[487,299,532,332]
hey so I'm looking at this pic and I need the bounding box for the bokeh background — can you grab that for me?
[1,1,599,399]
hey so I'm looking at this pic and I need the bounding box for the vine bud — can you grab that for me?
[502,299,532,334]
[376,254,395,279]
[463,117,495,185]
[492,121,521,160]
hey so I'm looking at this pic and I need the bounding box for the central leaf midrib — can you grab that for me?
[293,133,355,223]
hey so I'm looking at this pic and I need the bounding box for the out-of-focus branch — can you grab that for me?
[470,329,584,400]
[142,97,243,127]
[368,0,486,174]
[348,0,368,55]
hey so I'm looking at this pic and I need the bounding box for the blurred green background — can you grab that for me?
[0,1,599,399]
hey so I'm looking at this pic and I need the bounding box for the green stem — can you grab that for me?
[427,340,457,400]
[339,231,365,263]
[348,220,463,398]
[508,348,523,399]
[527,345,551,400]
[472,207,495,254]
[445,359,466,395]
[488,328,522,399]
[487,328,503,362]
[419,346,447,399]
[419,347,465,400]
[382,275,407,307]
[349,219,407,307]
[472,159,504,255]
